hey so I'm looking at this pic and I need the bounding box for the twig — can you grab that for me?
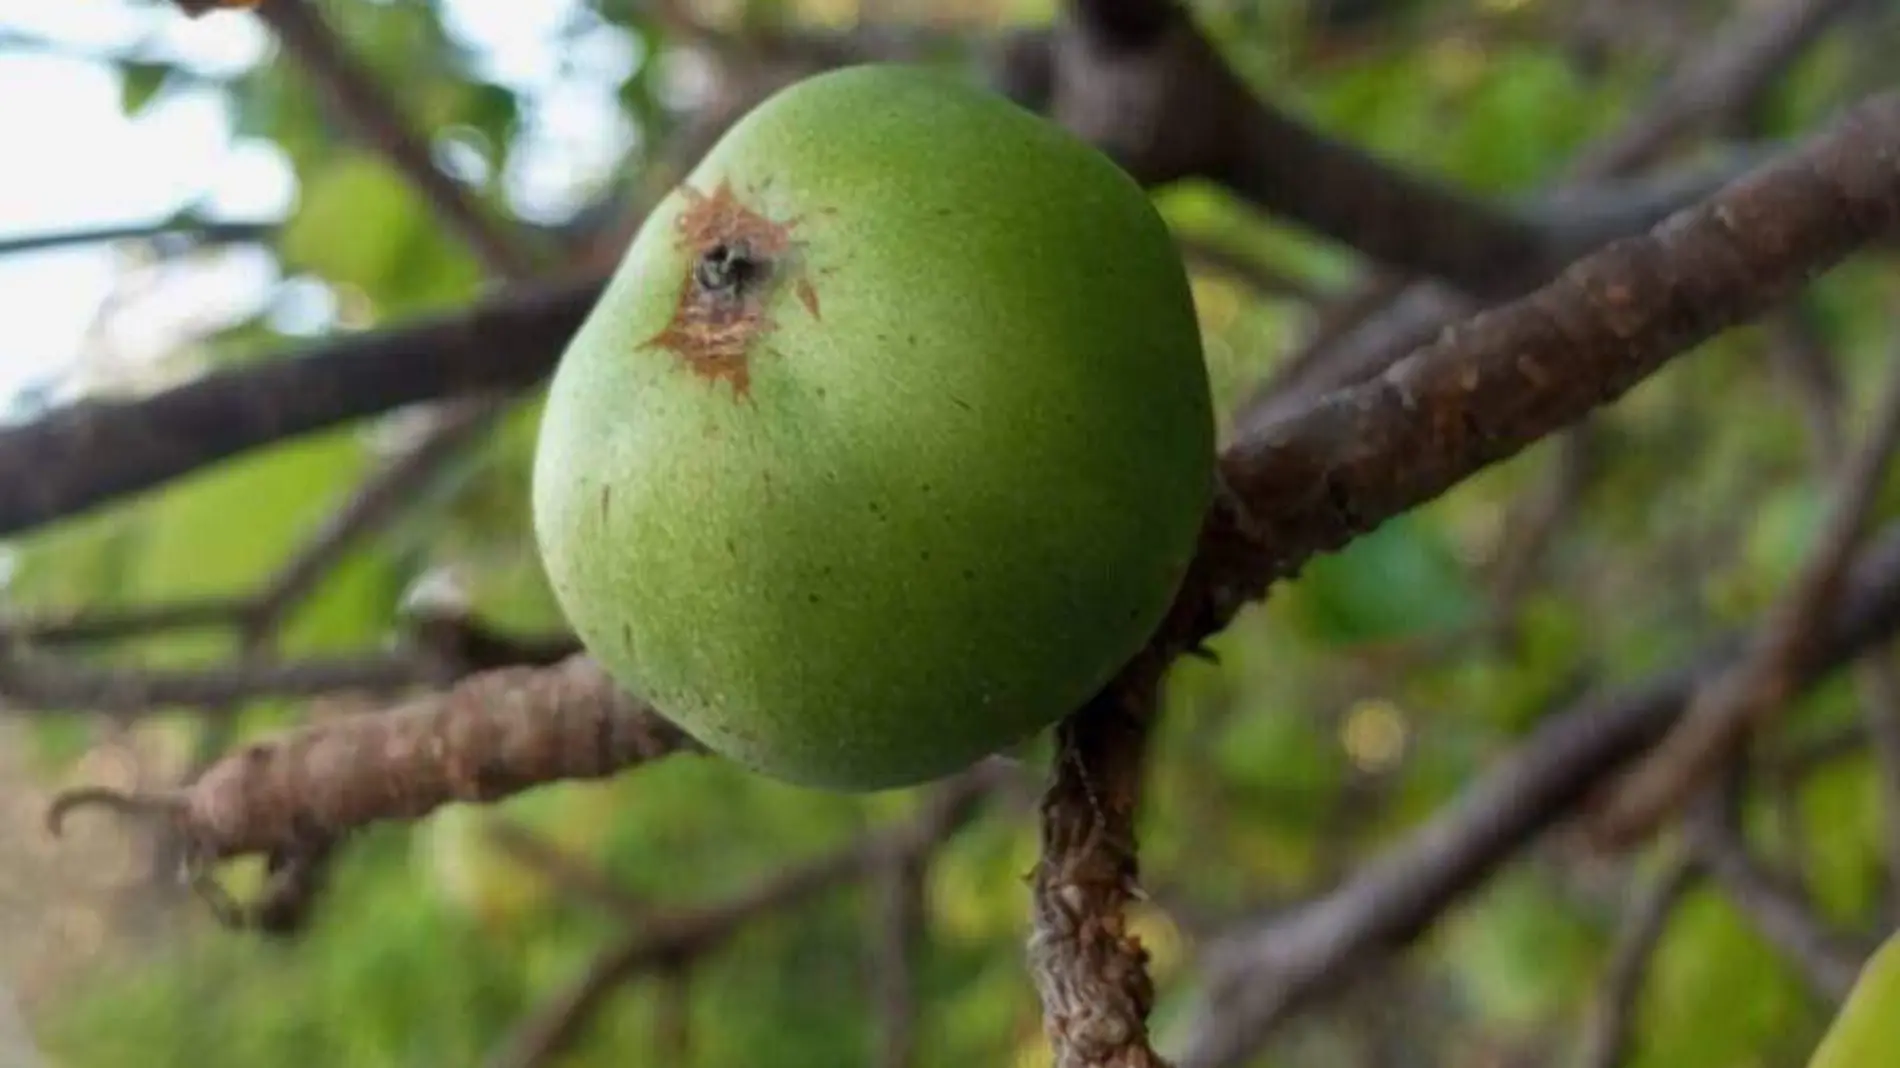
[1482,428,1594,634]
[1684,788,1872,1002]
[1573,857,1699,1068]
[1767,306,1900,907]
[871,849,926,1068]
[0,599,247,647]
[0,219,274,258]
[246,411,501,627]
[252,0,538,278]
[482,767,1006,1068]
[1171,525,1900,1068]
[1569,0,1869,178]
[0,646,437,714]
[1176,237,1330,305]
[1592,345,1900,847]
[483,819,650,920]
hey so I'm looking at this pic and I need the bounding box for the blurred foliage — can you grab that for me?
[6,0,1900,1066]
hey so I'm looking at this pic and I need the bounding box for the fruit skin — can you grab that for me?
[1805,931,1900,1067]
[531,63,1214,791]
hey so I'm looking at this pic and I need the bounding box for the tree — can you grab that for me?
[5,0,1900,1065]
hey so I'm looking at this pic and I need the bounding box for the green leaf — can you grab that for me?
[281,153,481,316]
[119,61,172,116]
[1277,513,1481,647]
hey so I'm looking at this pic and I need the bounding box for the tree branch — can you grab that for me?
[251,0,539,277]
[0,277,598,537]
[1233,0,1867,432]
[1685,789,1873,1002]
[0,647,435,714]
[1030,651,1171,1068]
[1208,90,1900,628]
[0,599,247,646]
[34,79,1900,976]
[1048,3,1548,295]
[1570,0,1869,178]
[1171,525,1900,1068]
[1591,342,1900,846]
[0,219,274,258]
[482,766,1007,1068]
[46,655,696,862]
[1573,857,1700,1068]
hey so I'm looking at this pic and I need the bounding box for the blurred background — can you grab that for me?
[3,0,1900,1066]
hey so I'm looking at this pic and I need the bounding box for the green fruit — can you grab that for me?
[531,64,1214,791]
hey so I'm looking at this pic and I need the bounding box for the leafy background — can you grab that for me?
[3,0,1899,1066]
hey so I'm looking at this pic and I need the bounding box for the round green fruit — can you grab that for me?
[531,63,1215,791]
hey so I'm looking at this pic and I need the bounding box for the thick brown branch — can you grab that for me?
[46,655,695,861]
[0,277,597,537]
[1048,9,1546,294]
[1234,0,1866,430]
[1209,90,1900,629]
[1172,526,1900,1068]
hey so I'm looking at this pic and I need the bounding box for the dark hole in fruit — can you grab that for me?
[694,241,767,296]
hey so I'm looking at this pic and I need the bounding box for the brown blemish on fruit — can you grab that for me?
[643,179,816,397]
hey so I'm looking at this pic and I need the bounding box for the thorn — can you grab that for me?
[45,786,181,837]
